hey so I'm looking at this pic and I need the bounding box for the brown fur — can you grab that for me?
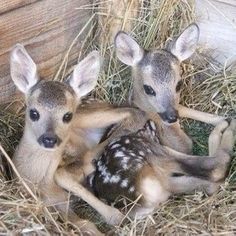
[11,45,141,235]
[83,25,235,219]
[55,24,232,223]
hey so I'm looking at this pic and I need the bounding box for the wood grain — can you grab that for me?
[0,0,91,104]
[196,0,236,68]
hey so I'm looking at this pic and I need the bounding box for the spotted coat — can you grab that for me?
[90,120,160,204]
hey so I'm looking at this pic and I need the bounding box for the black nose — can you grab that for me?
[43,135,57,148]
[166,112,178,123]
[38,133,58,148]
[159,109,179,123]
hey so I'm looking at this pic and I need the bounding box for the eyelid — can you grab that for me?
[143,84,156,96]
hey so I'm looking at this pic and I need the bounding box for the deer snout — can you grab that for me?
[38,132,61,149]
[159,108,179,124]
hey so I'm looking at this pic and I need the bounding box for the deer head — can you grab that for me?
[10,44,101,149]
[115,24,199,124]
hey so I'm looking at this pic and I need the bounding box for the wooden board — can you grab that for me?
[195,0,236,69]
[0,0,91,104]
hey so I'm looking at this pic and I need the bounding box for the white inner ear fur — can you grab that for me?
[115,32,144,66]
[170,24,199,62]
[69,50,101,99]
[10,44,38,94]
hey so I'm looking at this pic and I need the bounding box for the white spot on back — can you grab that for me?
[115,151,124,158]
[147,148,152,153]
[103,175,110,183]
[121,156,130,164]
[111,144,121,149]
[125,139,130,144]
[129,186,135,192]
[110,175,121,183]
[139,151,145,156]
[149,120,156,130]
[121,179,129,188]
[97,160,102,167]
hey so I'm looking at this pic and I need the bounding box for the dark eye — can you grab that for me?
[29,109,40,121]
[176,80,183,92]
[143,84,156,96]
[63,112,73,123]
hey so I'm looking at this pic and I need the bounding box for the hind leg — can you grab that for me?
[168,175,220,195]
[129,167,170,219]
[211,119,236,181]
[208,120,229,156]
[54,163,124,226]
[161,119,236,195]
[178,105,225,125]
[218,119,236,152]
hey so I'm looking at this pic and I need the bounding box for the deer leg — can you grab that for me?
[56,203,104,236]
[208,120,229,156]
[74,107,145,129]
[156,117,235,192]
[168,175,220,195]
[210,119,236,181]
[129,205,155,220]
[178,104,225,125]
[146,155,220,195]
[167,118,235,194]
[41,184,103,236]
[54,165,124,226]
[160,148,227,183]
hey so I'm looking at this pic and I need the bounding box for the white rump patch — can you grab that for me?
[140,177,170,205]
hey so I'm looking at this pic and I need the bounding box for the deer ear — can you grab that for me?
[115,31,144,66]
[10,44,38,94]
[170,23,199,62]
[68,51,101,99]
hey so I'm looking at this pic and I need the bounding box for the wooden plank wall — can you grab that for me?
[195,0,236,69]
[0,0,91,104]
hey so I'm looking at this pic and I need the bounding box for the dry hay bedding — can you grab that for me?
[0,0,236,235]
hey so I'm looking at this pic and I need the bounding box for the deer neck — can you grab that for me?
[13,124,66,185]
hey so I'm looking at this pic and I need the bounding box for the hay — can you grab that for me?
[0,0,236,235]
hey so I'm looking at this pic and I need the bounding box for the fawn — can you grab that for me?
[87,24,236,218]
[11,44,143,235]
[114,23,225,154]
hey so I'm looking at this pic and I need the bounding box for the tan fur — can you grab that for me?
[77,25,235,219]
[57,25,234,222]
[11,45,142,235]
[89,111,236,218]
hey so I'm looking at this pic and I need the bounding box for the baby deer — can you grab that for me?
[114,23,225,154]
[11,44,136,235]
[88,24,235,218]
[91,116,235,218]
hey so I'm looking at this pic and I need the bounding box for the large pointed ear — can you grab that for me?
[10,44,38,94]
[170,23,199,62]
[114,31,144,66]
[68,51,101,99]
